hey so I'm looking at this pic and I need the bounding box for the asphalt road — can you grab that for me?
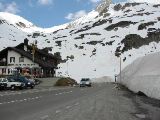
[0,83,160,120]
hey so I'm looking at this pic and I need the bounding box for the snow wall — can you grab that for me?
[118,52,160,100]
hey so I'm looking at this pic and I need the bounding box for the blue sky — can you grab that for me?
[0,0,136,28]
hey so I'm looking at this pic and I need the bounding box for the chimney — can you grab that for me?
[24,38,29,46]
[24,38,29,51]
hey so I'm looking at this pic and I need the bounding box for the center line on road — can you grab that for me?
[66,106,71,109]
[74,102,79,106]
[0,96,43,105]
[40,115,49,120]
[55,110,61,114]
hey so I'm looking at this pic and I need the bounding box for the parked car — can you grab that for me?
[80,78,92,87]
[24,75,35,83]
[3,77,24,90]
[24,75,41,85]
[0,78,7,90]
[16,76,35,89]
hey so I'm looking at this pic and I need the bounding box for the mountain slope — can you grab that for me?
[0,2,160,81]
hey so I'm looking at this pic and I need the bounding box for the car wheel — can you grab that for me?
[19,87,23,90]
[10,85,15,90]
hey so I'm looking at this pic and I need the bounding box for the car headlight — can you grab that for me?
[86,82,89,84]
[28,82,31,85]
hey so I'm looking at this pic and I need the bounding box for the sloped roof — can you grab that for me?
[0,47,56,68]
[16,43,61,60]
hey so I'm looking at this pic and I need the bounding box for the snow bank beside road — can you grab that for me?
[91,76,113,83]
[119,52,160,99]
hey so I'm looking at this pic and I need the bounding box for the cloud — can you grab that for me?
[128,0,160,4]
[0,2,20,14]
[65,10,87,20]
[90,0,101,3]
[38,0,53,5]
[77,0,101,4]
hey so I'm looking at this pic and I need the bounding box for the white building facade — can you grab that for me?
[0,50,40,75]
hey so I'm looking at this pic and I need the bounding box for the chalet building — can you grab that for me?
[0,38,61,77]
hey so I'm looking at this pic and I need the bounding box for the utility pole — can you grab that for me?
[120,56,122,83]
[32,40,37,62]
[31,40,37,77]
[32,44,35,62]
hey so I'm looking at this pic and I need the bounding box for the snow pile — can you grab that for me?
[119,52,160,99]
[91,76,113,83]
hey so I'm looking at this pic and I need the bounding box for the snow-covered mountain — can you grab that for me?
[0,2,160,81]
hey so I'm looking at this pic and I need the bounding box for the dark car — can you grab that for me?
[80,78,92,87]
[0,78,7,90]
[16,76,35,89]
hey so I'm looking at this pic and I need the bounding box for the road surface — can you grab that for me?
[0,83,160,120]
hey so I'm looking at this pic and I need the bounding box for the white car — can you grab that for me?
[80,78,92,87]
[0,78,24,90]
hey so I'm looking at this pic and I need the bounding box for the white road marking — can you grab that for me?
[66,106,71,109]
[74,102,79,106]
[0,87,74,97]
[0,96,42,105]
[35,97,39,99]
[55,110,61,114]
[40,115,49,120]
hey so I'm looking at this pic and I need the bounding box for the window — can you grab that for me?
[8,69,10,74]
[19,57,24,62]
[10,57,15,63]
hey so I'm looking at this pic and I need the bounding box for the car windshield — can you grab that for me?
[81,78,89,81]
[2,79,7,82]
[8,78,16,82]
